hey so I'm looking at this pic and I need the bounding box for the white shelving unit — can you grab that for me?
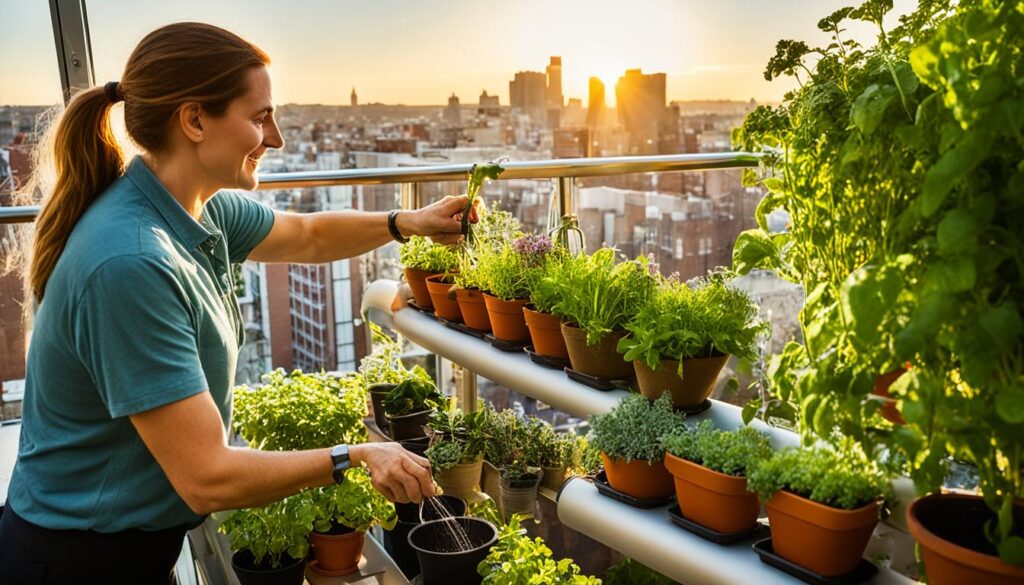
[363,279,918,585]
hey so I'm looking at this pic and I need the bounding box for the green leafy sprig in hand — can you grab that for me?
[463,162,505,241]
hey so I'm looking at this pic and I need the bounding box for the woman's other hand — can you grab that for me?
[395,195,480,246]
[349,442,435,504]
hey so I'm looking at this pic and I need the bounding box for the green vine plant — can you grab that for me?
[478,515,601,584]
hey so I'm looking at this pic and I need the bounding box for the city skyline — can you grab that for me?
[3,0,917,107]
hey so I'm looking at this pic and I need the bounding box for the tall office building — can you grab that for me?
[444,93,461,125]
[350,87,358,107]
[586,77,606,129]
[478,90,500,117]
[509,71,547,122]
[615,69,668,154]
[546,56,563,110]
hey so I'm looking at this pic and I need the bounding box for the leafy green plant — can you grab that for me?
[746,445,888,510]
[400,235,459,272]
[523,418,575,469]
[478,515,601,584]
[482,406,524,469]
[471,233,561,301]
[619,274,766,377]
[232,369,367,451]
[588,393,685,463]
[463,162,505,241]
[424,407,489,470]
[382,376,445,417]
[303,468,396,533]
[528,249,569,315]
[547,249,658,345]
[602,558,676,585]
[455,206,523,291]
[572,435,603,476]
[359,323,433,387]
[219,492,316,569]
[662,420,772,477]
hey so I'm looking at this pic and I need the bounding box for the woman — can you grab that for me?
[0,22,461,584]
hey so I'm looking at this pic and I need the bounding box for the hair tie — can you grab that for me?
[104,81,122,104]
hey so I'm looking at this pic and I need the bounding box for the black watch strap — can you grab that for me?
[387,210,409,244]
[330,444,350,484]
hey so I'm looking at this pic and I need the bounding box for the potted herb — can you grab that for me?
[662,420,772,533]
[747,447,887,577]
[523,240,572,359]
[360,324,433,435]
[425,408,490,504]
[425,271,463,322]
[523,418,576,492]
[480,406,523,506]
[400,235,459,309]
[553,249,658,380]
[619,275,765,408]
[220,493,314,585]
[587,393,686,499]
[454,207,523,333]
[383,376,445,441]
[474,234,551,342]
[477,515,601,584]
[304,468,397,576]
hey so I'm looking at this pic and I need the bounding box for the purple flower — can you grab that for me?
[513,233,554,257]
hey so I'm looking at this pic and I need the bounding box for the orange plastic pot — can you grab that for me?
[634,356,729,408]
[308,527,365,576]
[523,307,569,359]
[404,267,438,309]
[907,493,1024,585]
[425,274,462,322]
[601,452,674,500]
[872,368,906,425]
[455,287,492,332]
[664,453,759,533]
[561,324,633,380]
[765,490,879,577]
[483,294,530,342]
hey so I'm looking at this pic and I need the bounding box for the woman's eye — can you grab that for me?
[253,118,265,126]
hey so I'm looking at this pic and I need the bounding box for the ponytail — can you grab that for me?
[29,86,124,302]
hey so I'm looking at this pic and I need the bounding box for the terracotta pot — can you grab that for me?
[907,493,1024,585]
[482,294,530,342]
[435,459,485,504]
[386,409,431,441]
[634,356,729,408]
[664,453,759,533]
[601,452,674,500]
[405,267,439,308]
[523,307,569,359]
[309,526,365,575]
[425,274,463,322]
[872,368,906,425]
[561,324,633,380]
[540,465,567,492]
[766,490,879,576]
[455,288,492,332]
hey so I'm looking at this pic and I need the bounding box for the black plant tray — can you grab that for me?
[406,300,437,317]
[593,470,675,509]
[484,333,530,352]
[752,538,878,585]
[438,316,486,339]
[564,367,635,392]
[524,346,571,370]
[675,398,712,416]
[666,505,768,544]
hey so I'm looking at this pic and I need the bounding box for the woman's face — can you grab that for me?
[197,65,283,191]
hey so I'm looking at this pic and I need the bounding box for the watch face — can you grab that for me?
[332,444,350,466]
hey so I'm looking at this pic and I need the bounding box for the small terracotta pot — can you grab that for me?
[664,453,759,533]
[435,458,485,504]
[601,452,674,500]
[872,368,906,425]
[309,527,365,575]
[634,356,729,408]
[405,267,439,308]
[425,274,463,322]
[455,288,492,332]
[561,324,633,380]
[907,493,1024,585]
[540,465,567,492]
[766,490,879,577]
[483,294,530,342]
[523,307,569,359]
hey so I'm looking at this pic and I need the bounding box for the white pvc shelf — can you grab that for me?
[362,279,918,585]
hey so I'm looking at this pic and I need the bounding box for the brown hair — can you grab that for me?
[25,22,269,302]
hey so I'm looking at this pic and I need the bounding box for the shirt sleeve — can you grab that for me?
[205,190,275,263]
[73,254,209,418]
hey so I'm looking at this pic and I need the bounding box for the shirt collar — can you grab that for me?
[125,156,221,251]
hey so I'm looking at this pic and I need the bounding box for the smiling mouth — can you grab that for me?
[246,154,261,166]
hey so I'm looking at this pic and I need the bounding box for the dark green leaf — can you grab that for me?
[925,257,976,293]
[852,84,897,135]
[936,209,980,255]
[922,130,994,217]
[995,387,1024,424]
[732,229,781,275]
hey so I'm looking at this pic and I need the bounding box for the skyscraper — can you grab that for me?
[546,56,563,110]
[444,93,461,125]
[615,69,668,154]
[509,71,547,122]
[478,90,500,117]
[350,87,358,107]
[587,77,606,129]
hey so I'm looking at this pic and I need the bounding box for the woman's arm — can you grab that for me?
[247,194,477,264]
[130,390,434,514]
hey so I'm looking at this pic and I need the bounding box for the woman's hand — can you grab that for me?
[349,442,436,504]
[395,195,480,246]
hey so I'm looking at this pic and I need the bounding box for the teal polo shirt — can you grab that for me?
[8,156,274,532]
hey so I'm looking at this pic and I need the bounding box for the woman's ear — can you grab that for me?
[177,102,204,143]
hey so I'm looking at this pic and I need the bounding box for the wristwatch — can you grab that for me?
[331,444,351,484]
[387,210,409,244]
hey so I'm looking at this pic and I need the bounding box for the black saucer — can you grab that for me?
[752,538,878,585]
[406,300,436,317]
[484,333,529,352]
[666,505,768,544]
[524,346,571,370]
[592,470,674,509]
[564,367,635,392]
[438,316,486,339]
[675,398,712,415]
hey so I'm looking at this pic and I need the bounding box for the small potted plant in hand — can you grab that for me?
[662,420,772,533]
[454,208,523,333]
[383,376,445,441]
[747,446,888,577]
[220,493,314,585]
[588,393,686,499]
[425,407,489,504]
[400,235,459,309]
[304,468,398,576]
[620,274,765,408]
